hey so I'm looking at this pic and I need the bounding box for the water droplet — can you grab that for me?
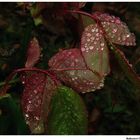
[91,29,95,32]
[112,28,117,33]
[111,20,114,22]
[81,48,85,52]
[25,114,29,118]
[102,22,106,25]
[68,52,72,55]
[101,43,105,47]
[126,42,130,46]
[129,64,132,67]
[118,37,121,41]
[96,33,99,37]
[84,71,87,74]
[111,35,115,39]
[87,33,91,37]
[101,47,104,51]
[75,59,79,62]
[91,37,95,40]
[34,90,38,94]
[104,27,109,32]
[126,34,130,38]
[95,28,98,32]
[89,46,94,50]
[27,104,33,112]
[72,78,75,81]
[35,116,39,121]
[115,18,121,24]
[89,82,93,85]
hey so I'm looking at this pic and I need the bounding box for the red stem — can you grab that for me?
[66,10,109,39]
[66,10,105,34]
[66,10,99,23]
[0,67,59,96]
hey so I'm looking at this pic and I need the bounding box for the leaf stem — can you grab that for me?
[66,10,99,23]
[0,67,59,96]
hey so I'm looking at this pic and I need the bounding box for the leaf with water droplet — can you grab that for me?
[21,72,58,134]
[49,48,104,93]
[47,86,88,135]
[81,24,110,77]
[21,72,46,134]
[25,37,41,68]
[93,12,136,46]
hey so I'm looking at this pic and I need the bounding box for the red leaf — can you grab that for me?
[49,48,104,93]
[93,12,136,46]
[21,72,58,134]
[81,24,110,77]
[25,37,41,68]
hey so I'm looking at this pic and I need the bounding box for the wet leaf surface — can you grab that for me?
[49,48,104,93]
[47,86,88,135]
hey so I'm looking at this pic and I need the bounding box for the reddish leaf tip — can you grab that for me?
[93,12,136,46]
[25,37,41,68]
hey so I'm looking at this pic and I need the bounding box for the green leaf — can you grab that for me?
[0,94,30,134]
[30,4,43,26]
[81,24,110,77]
[47,86,88,135]
[33,17,42,26]
[81,15,95,28]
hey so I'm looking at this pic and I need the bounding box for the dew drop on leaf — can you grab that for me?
[21,72,58,134]
[93,12,136,46]
[49,48,104,93]
[81,24,110,77]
